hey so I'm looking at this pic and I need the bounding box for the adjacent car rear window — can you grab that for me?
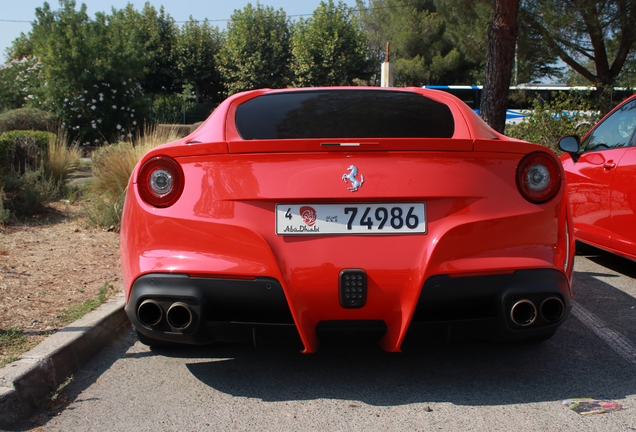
[235,90,455,140]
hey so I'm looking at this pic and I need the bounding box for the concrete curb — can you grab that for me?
[0,292,129,428]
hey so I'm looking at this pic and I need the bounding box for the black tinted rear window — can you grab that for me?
[235,90,455,140]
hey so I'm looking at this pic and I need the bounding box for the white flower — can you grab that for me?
[91,106,96,110]
[92,99,96,103]
[92,123,96,129]
[112,105,117,109]
[132,121,137,126]
[127,133,132,138]
[98,119,102,124]
[116,124,122,130]
[77,114,82,118]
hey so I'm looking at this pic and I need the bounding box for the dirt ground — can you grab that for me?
[0,201,123,364]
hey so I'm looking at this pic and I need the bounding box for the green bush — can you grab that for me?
[0,108,56,133]
[81,191,126,229]
[506,92,601,153]
[0,130,56,172]
[1,165,60,217]
[0,187,10,224]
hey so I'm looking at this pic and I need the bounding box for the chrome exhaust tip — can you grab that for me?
[167,302,194,331]
[540,297,565,322]
[510,300,537,327]
[137,299,164,327]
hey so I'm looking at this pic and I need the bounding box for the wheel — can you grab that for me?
[135,329,176,347]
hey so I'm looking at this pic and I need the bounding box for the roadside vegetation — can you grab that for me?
[0,328,36,368]
[506,92,603,153]
[59,282,117,326]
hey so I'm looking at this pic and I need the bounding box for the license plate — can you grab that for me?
[276,203,426,235]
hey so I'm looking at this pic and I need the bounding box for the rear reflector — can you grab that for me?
[138,156,184,208]
[516,152,561,204]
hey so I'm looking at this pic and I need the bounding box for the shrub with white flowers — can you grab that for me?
[0,56,45,110]
[54,78,147,145]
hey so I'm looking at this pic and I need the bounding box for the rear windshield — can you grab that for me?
[235,90,455,140]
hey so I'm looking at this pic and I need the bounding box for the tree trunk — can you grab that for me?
[479,0,520,133]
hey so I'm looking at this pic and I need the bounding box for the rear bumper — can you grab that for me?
[405,269,571,344]
[126,268,570,350]
[126,274,301,346]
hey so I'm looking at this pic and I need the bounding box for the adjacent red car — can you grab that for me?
[559,94,636,262]
[120,87,574,352]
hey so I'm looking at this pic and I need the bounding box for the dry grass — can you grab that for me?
[44,130,81,186]
[91,124,181,198]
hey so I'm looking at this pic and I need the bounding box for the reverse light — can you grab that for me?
[138,156,184,208]
[516,152,561,204]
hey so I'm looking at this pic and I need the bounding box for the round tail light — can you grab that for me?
[516,152,561,204]
[138,156,184,208]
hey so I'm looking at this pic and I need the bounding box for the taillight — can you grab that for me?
[138,156,184,208]
[516,152,561,204]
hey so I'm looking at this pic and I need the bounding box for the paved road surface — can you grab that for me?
[33,244,636,431]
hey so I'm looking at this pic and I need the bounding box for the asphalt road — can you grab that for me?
[33,244,636,431]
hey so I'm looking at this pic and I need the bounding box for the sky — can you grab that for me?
[1,0,360,62]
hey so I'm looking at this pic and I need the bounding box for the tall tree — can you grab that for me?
[175,17,223,102]
[525,0,636,113]
[217,3,292,95]
[356,0,481,86]
[436,0,561,85]
[134,4,180,96]
[292,0,372,86]
[479,0,520,133]
[26,1,151,144]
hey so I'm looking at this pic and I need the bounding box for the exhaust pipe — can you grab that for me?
[167,302,194,331]
[137,299,163,327]
[540,297,565,322]
[510,300,537,327]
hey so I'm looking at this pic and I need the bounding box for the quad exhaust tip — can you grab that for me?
[137,299,163,327]
[540,297,565,322]
[167,302,194,331]
[510,300,537,327]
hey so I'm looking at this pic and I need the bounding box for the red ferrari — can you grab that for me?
[559,94,636,262]
[120,87,574,352]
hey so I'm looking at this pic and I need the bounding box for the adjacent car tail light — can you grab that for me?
[138,156,184,208]
[516,152,561,204]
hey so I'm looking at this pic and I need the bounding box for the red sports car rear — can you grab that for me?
[120,87,574,352]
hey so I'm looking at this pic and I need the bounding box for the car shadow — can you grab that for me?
[45,253,636,417]
[575,240,636,279]
[173,316,633,407]
[174,254,636,407]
